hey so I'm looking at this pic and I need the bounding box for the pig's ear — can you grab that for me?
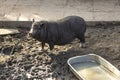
[40,23,45,28]
[32,18,35,23]
[39,21,47,28]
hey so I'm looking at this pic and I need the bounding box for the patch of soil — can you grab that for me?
[0,25,120,80]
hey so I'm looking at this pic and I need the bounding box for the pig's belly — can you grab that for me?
[55,34,76,45]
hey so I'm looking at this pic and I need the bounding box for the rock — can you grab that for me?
[16,55,23,61]
[46,77,53,80]
[26,44,32,49]
[4,36,12,42]
[2,46,13,55]
[23,64,34,71]
[0,63,6,67]
[26,73,33,78]
[0,37,4,42]
[24,54,31,59]
[14,45,23,52]
[6,59,13,66]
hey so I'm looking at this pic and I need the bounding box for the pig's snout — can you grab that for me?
[28,32,32,36]
[28,31,32,36]
[28,29,33,36]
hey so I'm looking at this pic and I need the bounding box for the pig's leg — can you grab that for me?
[78,34,86,48]
[41,42,45,51]
[48,42,54,54]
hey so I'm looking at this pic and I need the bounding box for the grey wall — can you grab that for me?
[0,0,120,21]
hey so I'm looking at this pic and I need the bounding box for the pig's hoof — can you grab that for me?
[80,43,87,48]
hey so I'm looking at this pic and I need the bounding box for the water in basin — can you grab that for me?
[72,61,119,80]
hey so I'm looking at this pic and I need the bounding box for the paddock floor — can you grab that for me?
[0,25,120,80]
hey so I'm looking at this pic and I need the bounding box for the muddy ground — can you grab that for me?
[0,25,120,80]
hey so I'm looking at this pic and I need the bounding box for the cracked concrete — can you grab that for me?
[0,0,120,21]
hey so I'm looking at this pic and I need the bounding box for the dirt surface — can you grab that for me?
[0,25,120,80]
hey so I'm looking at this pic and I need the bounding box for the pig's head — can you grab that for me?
[29,19,47,38]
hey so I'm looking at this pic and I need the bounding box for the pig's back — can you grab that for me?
[46,16,86,45]
[57,16,86,34]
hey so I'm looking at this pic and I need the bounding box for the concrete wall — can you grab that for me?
[0,0,120,21]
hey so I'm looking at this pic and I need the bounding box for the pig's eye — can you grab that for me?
[34,25,37,27]
[34,25,38,28]
[34,25,41,29]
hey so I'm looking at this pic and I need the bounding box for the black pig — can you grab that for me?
[29,16,86,51]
